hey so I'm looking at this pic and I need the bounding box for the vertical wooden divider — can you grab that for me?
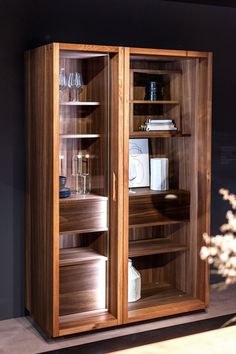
[109,47,125,324]
[52,43,60,336]
[122,47,130,323]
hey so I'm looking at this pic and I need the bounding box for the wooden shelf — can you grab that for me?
[60,193,108,203]
[60,247,107,267]
[129,188,189,198]
[60,134,100,138]
[129,238,187,257]
[60,101,100,106]
[59,309,117,336]
[132,100,180,105]
[128,283,190,312]
[130,131,190,138]
[132,68,182,75]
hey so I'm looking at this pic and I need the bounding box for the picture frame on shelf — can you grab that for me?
[129,138,150,188]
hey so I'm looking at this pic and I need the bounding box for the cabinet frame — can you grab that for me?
[25,43,212,337]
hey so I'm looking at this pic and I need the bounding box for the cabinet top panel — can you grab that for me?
[59,43,119,53]
[55,43,212,59]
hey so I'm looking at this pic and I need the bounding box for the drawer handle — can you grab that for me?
[113,172,117,202]
[165,194,178,199]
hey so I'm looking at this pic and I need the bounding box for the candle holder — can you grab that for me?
[59,154,64,176]
[78,154,90,194]
[71,154,82,194]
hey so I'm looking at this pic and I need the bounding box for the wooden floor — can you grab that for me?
[0,284,236,354]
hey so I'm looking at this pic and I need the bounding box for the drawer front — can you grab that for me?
[60,199,107,233]
[60,260,107,316]
[129,192,190,226]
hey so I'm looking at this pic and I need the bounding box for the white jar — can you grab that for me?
[128,258,141,302]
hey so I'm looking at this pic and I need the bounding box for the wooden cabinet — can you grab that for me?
[25,43,212,337]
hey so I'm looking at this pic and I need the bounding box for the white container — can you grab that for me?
[128,259,141,302]
[150,157,169,191]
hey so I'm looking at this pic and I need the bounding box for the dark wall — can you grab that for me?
[1,0,236,320]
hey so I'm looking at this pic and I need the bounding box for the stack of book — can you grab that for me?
[140,119,177,131]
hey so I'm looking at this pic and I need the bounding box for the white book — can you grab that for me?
[145,119,173,124]
[145,125,177,131]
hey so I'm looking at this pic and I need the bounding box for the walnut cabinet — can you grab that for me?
[25,43,212,337]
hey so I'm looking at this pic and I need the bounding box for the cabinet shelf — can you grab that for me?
[60,101,100,106]
[132,100,180,105]
[60,134,100,139]
[129,131,190,138]
[59,310,117,336]
[129,188,189,198]
[129,239,187,257]
[128,283,192,314]
[60,193,108,203]
[60,247,107,267]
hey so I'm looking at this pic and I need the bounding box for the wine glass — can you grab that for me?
[129,158,137,193]
[75,72,83,101]
[59,68,67,102]
[68,72,76,102]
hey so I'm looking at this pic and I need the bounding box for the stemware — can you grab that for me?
[59,68,67,102]
[68,72,77,101]
[129,158,137,193]
[75,72,83,101]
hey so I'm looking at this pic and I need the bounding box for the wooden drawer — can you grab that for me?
[60,198,108,233]
[129,189,190,227]
[60,258,107,316]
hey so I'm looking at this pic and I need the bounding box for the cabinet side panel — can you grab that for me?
[196,55,212,305]
[25,52,32,313]
[25,44,59,336]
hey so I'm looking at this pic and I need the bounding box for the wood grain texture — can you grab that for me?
[25,43,212,336]
[128,283,190,311]
[59,247,107,266]
[59,198,107,233]
[195,54,212,305]
[108,49,126,324]
[59,259,107,316]
[25,43,60,337]
[127,298,206,323]
[129,189,190,227]
[122,47,130,322]
[129,132,190,138]
[59,43,119,53]
[59,310,118,336]
[129,238,187,257]
[129,47,209,58]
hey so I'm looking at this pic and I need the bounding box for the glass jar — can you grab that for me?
[128,258,141,302]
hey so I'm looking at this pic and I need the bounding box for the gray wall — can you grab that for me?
[1,0,236,320]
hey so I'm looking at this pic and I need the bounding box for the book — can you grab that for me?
[145,119,173,124]
[140,124,177,131]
